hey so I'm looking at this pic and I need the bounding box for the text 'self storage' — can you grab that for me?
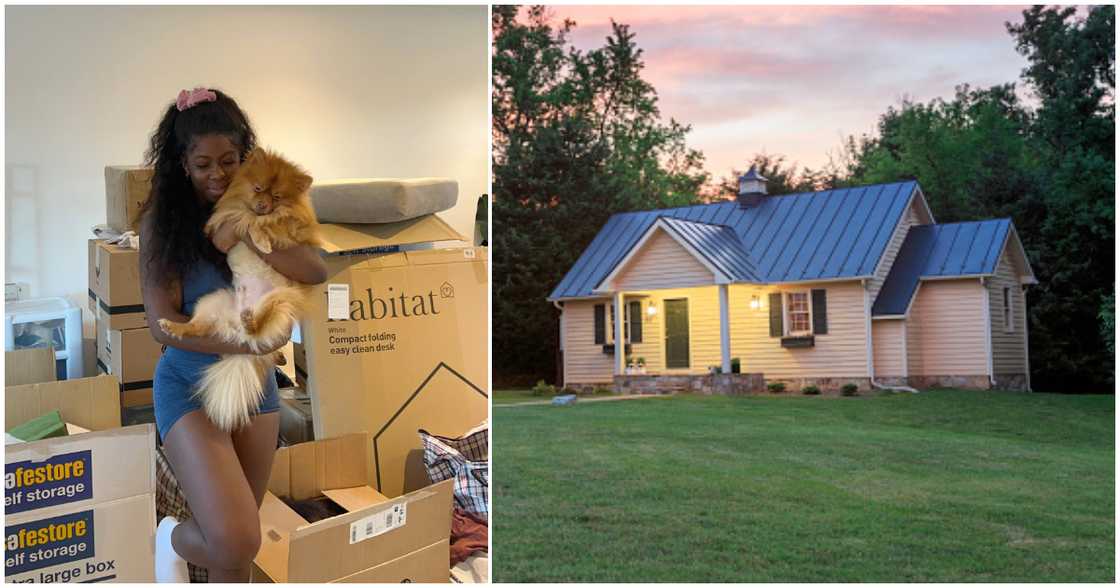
[298,217,489,498]
[5,374,157,583]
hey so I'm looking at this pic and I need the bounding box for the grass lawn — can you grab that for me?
[493,390,1114,582]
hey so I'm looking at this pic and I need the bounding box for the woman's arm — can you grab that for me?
[139,219,287,355]
[246,241,328,285]
[211,221,328,284]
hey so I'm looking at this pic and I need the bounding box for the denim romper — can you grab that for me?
[153,257,280,441]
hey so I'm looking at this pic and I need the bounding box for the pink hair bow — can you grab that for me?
[176,87,217,111]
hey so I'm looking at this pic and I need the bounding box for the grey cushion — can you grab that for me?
[309,178,457,224]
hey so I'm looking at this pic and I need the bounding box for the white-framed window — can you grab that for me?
[785,291,812,336]
[1003,287,1014,332]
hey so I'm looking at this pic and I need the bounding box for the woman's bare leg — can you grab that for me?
[231,411,280,506]
[161,410,272,581]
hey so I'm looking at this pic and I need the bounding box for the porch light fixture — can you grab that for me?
[749,295,761,310]
[647,302,657,316]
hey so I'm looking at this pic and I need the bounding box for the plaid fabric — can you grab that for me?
[156,446,208,583]
[419,421,489,521]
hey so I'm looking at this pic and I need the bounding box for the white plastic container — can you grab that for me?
[4,297,83,379]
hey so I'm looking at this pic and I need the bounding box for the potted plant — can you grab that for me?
[625,356,636,375]
[636,357,646,374]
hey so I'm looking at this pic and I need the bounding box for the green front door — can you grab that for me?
[664,298,690,369]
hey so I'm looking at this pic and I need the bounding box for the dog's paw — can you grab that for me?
[158,318,184,339]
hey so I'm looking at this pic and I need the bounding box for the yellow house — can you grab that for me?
[548,171,1037,393]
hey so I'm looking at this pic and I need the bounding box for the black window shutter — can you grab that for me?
[812,289,828,335]
[768,293,783,337]
[629,301,643,343]
[594,304,605,344]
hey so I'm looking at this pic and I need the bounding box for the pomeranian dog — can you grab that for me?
[158,148,321,431]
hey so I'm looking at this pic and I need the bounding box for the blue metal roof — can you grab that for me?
[655,217,762,284]
[871,219,1012,316]
[549,180,920,299]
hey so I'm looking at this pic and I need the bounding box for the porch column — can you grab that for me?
[719,284,731,374]
[614,291,626,375]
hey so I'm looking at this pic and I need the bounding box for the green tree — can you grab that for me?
[836,6,1113,390]
[492,6,708,385]
[847,84,1036,224]
[1007,5,1114,391]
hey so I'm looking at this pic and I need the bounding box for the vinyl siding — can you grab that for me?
[906,279,988,376]
[612,228,714,291]
[560,299,615,384]
[633,287,722,374]
[868,200,922,304]
[727,281,869,379]
[988,249,1028,375]
[872,319,906,377]
[562,281,871,382]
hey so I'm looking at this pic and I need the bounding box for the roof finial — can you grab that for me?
[737,165,768,208]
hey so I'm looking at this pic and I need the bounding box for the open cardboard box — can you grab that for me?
[251,432,454,583]
[5,372,156,583]
[298,214,489,497]
[6,346,58,386]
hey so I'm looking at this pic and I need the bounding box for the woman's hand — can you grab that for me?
[211,221,240,253]
[241,240,329,285]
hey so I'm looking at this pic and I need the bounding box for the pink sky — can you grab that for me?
[542,5,1034,182]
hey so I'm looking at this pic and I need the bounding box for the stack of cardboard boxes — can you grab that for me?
[89,167,162,424]
[5,348,157,583]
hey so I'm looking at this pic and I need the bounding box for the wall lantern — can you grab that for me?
[749,295,761,310]
[647,302,658,316]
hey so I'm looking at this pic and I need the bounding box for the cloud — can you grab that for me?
[517,5,1033,171]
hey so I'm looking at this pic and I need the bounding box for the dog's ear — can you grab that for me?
[243,148,262,165]
[247,225,273,254]
[296,172,313,194]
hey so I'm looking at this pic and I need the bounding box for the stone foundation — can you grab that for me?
[764,377,873,394]
[906,375,992,390]
[992,373,1029,391]
[614,373,765,395]
[565,383,614,395]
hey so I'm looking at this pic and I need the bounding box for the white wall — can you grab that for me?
[6,5,488,314]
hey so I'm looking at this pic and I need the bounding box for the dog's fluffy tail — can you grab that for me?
[197,355,270,432]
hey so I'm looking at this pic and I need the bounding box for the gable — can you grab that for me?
[608,228,715,291]
[871,219,1035,317]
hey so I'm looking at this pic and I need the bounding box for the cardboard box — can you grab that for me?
[89,291,148,331]
[251,433,454,583]
[5,375,156,583]
[94,318,161,408]
[278,389,314,445]
[6,346,57,386]
[300,216,489,497]
[87,240,144,327]
[104,166,153,232]
[292,341,308,389]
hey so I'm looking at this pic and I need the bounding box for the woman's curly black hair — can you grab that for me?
[140,89,256,282]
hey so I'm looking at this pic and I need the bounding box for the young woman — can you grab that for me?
[139,87,327,582]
